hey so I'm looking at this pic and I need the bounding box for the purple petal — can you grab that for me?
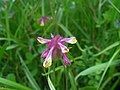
[58,42,69,53]
[43,46,54,68]
[62,53,71,65]
[53,35,62,41]
[41,49,49,58]
[37,37,51,44]
[60,37,77,44]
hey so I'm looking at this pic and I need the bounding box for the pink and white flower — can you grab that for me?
[37,35,77,68]
[37,16,52,26]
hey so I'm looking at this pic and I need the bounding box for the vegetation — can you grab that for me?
[0,0,120,90]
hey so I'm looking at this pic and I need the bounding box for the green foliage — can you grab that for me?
[0,0,120,90]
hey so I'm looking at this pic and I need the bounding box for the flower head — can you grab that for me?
[37,16,52,26]
[37,35,77,68]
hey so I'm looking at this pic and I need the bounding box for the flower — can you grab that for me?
[37,34,77,68]
[37,16,52,26]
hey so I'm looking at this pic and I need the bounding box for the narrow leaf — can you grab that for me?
[18,53,41,90]
[0,77,31,90]
[48,75,56,90]
[75,60,120,81]
[6,44,18,50]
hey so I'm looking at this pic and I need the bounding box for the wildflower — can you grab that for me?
[37,16,52,26]
[37,35,77,68]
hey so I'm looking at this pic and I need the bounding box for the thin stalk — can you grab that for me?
[110,78,120,90]
[101,73,120,89]
[94,41,120,57]
[98,0,102,20]
[5,5,10,45]
[42,0,45,16]
[108,0,120,14]
[97,49,120,90]
[64,66,68,90]
[49,0,54,18]
[53,61,56,86]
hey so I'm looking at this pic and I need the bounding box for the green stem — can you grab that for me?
[108,0,120,14]
[94,41,120,57]
[64,66,68,90]
[42,0,45,16]
[97,49,120,90]
[101,73,120,89]
[53,62,56,86]
[49,0,54,18]
[5,6,10,45]
[98,0,102,19]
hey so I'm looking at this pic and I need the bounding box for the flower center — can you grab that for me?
[48,35,62,48]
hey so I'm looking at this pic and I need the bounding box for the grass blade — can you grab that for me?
[48,75,56,90]
[42,66,63,76]
[0,45,6,61]
[94,41,120,56]
[75,59,120,81]
[108,0,120,14]
[58,23,84,52]
[18,53,41,90]
[0,77,31,90]
[6,44,18,50]
[69,70,77,90]
[97,49,120,90]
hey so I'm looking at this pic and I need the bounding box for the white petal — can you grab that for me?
[43,58,52,68]
[58,43,69,53]
[60,37,77,44]
[43,47,54,68]
[37,37,50,44]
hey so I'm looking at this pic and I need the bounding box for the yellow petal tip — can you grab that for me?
[43,61,52,68]
[40,23,44,26]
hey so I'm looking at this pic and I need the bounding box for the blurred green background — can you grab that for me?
[0,0,120,90]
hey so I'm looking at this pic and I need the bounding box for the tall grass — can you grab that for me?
[0,0,120,90]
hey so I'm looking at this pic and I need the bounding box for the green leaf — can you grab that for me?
[58,24,72,36]
[6,44,18,50]
[58,24,84,52]
[0,45,6,61]
[97,49,120,90]
[75,60,120,81]
[18,53,41,90]
[0,88,16,90]
[69,70,77,90]
[42,66,63,76]
[0,77,31,90]
[0,37,16,43]
[94,41,120,56]
[79,86,97,90]
[47,75,56,90]
[6,73,16,82]
[25,52,34,64]
[56,7,63,23]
